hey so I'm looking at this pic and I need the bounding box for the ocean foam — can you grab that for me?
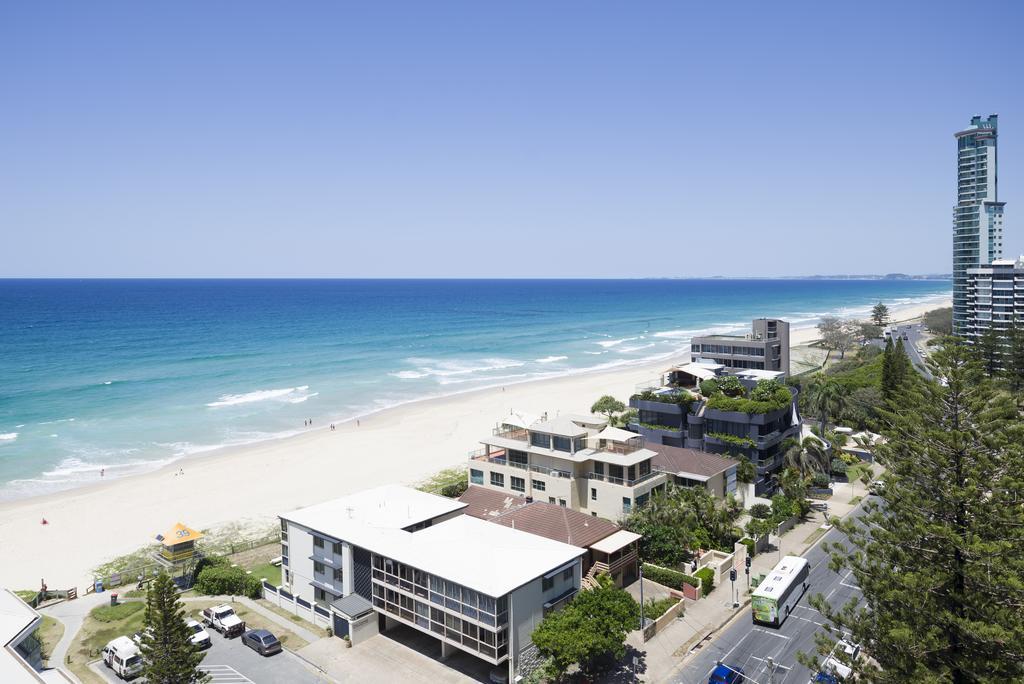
[389,358,525,380]
[0,433,17,442]
[535,355,569,363]
[207,385,312,408]
[596,337,637,348]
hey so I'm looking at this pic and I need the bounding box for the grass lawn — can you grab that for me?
[37,615,65,666]
[803,527,828,545]
[246,562,281,586]
[67,601,147,684]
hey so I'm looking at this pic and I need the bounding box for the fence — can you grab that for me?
[262,581,332,630]
[642,598,685,642]
[774,515,801,537]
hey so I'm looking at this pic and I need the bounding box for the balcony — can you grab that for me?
[492,426,528,441]
[587,469,661,487]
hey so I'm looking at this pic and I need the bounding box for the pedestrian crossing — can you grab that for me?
[202,664,255,683]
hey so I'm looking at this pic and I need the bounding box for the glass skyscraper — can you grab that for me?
[953,114,1005,335]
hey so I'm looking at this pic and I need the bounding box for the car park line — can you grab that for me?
[201,664,255,683]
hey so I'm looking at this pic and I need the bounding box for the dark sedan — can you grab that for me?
[241,629,282,656]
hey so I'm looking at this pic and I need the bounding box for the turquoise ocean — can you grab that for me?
[0,279,950,501]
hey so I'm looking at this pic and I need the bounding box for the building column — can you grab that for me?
[341,542,354,595]
[440,640,455,661]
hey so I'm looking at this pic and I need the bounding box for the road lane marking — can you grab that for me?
[753,627,791,640]
[788,613,827,627]
[201,665,255,683]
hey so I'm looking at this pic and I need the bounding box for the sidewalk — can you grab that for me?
[39,590,110,680]
[632,482,869,683]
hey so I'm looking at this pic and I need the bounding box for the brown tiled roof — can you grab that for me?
[490,501,620,549]
[458,486,620,549]
[458,485,532,520]
[648,443,738,478]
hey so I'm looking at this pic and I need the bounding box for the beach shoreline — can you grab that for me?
[0,297,948,589]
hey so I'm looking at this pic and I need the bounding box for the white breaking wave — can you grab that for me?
[596,337,637,348]
[388,358,525,381]
[0,433,17,442]
[618,343,656,353]
[38,418,75,425]
[207,385,312,408]
[535,355,568,363]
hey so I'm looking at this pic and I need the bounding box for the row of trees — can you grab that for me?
[804,338,1024,681]
[816,302,891,359]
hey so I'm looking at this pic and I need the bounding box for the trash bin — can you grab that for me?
[110,593,118,606]
[94,580,104,594]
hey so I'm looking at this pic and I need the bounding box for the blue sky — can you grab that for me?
[1,2,1021,278]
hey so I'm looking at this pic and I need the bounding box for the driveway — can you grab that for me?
[88,627,332,683]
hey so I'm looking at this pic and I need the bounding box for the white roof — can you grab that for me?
[281,484,466,538]
[595,426,640,443]
[0,589,43,683]
[733,369,786,381]
[674,363,720,381]
[370,515,585,597]
[589,530,641,555]
[499,411,538,430]
[528,415,590,437]
[282,487,584,597]
[751,556,809,600]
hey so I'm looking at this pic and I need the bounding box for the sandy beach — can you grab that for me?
[0,298,948,590]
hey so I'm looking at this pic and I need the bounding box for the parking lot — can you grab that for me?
[89,628,332,684]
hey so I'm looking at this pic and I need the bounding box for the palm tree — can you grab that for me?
[805,373,849,436]
[783,437,830,478]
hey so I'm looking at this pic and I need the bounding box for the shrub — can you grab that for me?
[750,379,784,402]
[694,568,715,597]
[749,503,771,519]
[740,537,756,558]
[642,563,699,590]
[831,458,848,475]
[699,379,719,397]
[810,472,831,488]
[771,494,798,523]
[195,565,262,599]
[718,376,746,397]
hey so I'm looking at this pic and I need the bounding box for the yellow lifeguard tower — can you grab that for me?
[155,522,204,568]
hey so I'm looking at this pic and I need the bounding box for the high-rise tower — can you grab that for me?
[953,114,1004,335]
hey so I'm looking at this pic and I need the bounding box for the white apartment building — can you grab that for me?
[468,412,668,520]
[0,589,63,683]
[965,257,1024,350]
[279,485,585,681]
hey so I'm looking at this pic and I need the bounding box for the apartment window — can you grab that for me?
[552,435,572,452]
[313,536,325,549]
[470,469,484,485]
[333,541,343,556]
[559,499,566,508]
[508,450,528,466]
[532,479,546,492]
[593,461,604,475]
[562,567,573,582]
[530,432,551,449]
[333,568,344,582]
[511,476,525,493]
[313,561,325,574]
[622,497,632,514]
[490,472,504,487]
[315,588,331,602]
[548,497,556,504]
[542,575,554,592]
[591,488,597,501]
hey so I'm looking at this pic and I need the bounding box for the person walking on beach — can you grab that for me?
[100,468,104,478]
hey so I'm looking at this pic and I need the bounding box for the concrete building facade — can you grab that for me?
[279,485,585,681]
[691,319,790,375]
[965,257,1024,343]
[953,115,1005,334]
[468,413,668,521]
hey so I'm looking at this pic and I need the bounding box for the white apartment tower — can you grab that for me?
[953,115,1005,335]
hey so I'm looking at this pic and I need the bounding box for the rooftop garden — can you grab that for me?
[630,388,696,411]
[703,378,792,414]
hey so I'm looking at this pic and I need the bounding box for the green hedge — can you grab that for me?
[740,537,756,558]
[694,568,715,597]
[195,565,263,599]
[642,563,699,590]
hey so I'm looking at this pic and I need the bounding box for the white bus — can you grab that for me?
[751,555,810,627]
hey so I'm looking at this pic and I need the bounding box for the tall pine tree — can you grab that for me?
[805,338,1024,681]
[881,336,896,401]
[140,572,208,684]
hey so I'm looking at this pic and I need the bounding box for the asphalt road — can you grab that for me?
[672,505,867,684]
[892,323,932,380]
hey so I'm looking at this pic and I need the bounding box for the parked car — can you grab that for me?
[201,604,246,638]
[838,638,860,659]
[868,480,886,497]
[709,663,744,683]
[811,655,852,681]
[102,636,143,680]
[186,619,212,649]
[488,665,509,684]
[242,628,282,656]
[810,673,838,684]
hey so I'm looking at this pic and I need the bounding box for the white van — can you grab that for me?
[102,636,143,680]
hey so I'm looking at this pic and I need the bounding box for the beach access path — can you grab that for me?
[0,298,947,592]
